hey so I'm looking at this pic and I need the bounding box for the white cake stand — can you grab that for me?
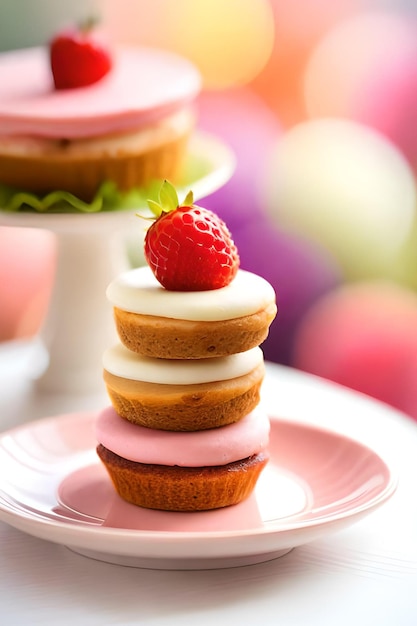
[0,132,235,394]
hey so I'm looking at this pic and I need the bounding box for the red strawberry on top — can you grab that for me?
[50,18,112,89]
[144,181,240,291]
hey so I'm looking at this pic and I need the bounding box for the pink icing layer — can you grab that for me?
[0,47,201,138]
[95,406,270,467]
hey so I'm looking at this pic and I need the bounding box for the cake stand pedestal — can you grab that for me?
[36,228,127,393]
[0,132,235,395]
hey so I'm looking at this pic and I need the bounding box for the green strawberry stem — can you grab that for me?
[146,180,194,218]
[78,15,100,34]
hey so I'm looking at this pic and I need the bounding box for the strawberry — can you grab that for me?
[144,181,239,291]
[50,18,112,89]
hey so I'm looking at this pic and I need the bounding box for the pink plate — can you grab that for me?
[0,412,396,569]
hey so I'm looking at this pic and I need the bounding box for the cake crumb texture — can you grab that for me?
[103,363,264,430]
[113,303,277,359]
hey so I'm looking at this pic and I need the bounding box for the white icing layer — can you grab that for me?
[95,405,270,466]
[103,344,263,384]
[106,266,276,321]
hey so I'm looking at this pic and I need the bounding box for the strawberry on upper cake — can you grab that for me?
[0,21,201,212]
[50,18,113,90]
[144,179,239,291]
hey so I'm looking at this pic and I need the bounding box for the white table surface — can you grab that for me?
[1,338,417,626]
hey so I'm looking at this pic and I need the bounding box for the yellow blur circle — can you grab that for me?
[171,0,274,88]
[104,0,274,89]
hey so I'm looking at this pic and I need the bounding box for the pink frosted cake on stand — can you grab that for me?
[0,40,201,206]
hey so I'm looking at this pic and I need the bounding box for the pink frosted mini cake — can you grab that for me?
[0,32,200,206]
[96,405,270,511]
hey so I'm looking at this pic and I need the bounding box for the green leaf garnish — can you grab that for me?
[0,180,163,214]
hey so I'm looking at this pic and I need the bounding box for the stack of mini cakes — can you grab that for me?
[95,184,277,511]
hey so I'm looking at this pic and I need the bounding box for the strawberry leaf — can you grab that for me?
[183,190,194,206]
[146,180,181,217]
[146,198,164,217]
[145,180,196,219]
[159,179,179,213]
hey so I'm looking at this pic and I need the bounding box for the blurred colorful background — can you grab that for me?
[1,0,417,420]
